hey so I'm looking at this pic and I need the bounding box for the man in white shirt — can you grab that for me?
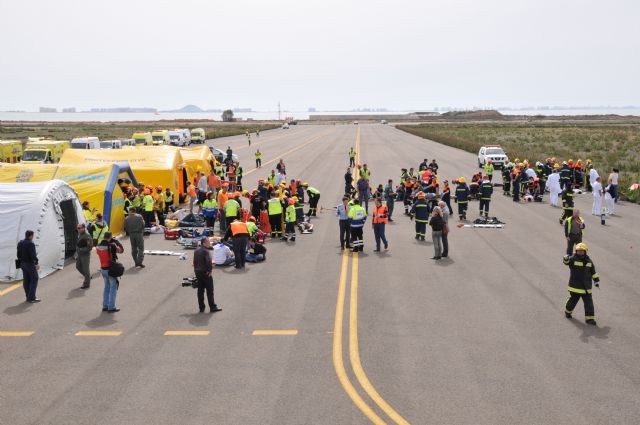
[591,176,603,216]
[197,172,208,212]
[213,242,235,267]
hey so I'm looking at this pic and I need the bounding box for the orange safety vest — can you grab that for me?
[230,221,249,236]
[372,204,388,224]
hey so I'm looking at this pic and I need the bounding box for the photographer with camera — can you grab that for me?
[193,237,222,313]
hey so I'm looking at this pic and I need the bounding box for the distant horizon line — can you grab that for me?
[3,105,640,114]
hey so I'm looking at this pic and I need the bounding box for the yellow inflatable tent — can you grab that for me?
[60,147,188,202]
[179,145,215,180]
[0,162,137,236]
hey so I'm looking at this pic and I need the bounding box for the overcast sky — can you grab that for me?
[1,0,639,111]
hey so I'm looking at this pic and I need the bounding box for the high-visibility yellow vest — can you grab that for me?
[267,198,282,215]
[286,204,296,222]
[225,199,239,217]
[143,195,154,212]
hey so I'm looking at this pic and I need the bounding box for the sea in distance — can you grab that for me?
[1,108,639,122]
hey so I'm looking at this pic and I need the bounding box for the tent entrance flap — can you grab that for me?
[60,199,79,259]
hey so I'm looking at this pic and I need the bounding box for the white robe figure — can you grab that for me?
[547,172,561,207]
[589,168,599,186]
[592,181,603,215]
[605,185,615,215]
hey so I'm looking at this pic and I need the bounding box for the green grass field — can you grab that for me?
[0,121,279,142]
[397,123,640,203]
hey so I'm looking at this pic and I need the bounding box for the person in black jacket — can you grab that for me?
[193,237,222,313]
[454,178,469,221]
[344,168,354,195]
[17,230,40,303]
[479,176,493,218]
[429,207,445,260]
[563,243,600,325]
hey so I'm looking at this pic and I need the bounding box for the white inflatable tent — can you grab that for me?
[0,180,85,282]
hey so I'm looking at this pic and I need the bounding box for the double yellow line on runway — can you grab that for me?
[333,126,410,425]
[244,129,329,178]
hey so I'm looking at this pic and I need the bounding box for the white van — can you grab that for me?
[99,140,123,149]
[70,137,100,149]
[168,130,187,147]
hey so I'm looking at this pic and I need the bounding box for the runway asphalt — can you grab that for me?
[1,124,639,424]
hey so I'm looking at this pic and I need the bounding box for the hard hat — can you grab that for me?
[417,191,425,199]
[536,161,542,167]
[514,158,520,163]
[586,159,592,165]
[553,164,560,169]
[458,177,466,183]
[252,189,259,195]
[575,242,588,252]
[291,196,298,202]
[517,163,524,168]
[568,159,574,164]
[242,190,249,196]
[288,198,296,205]
[302,182,309,187]
[156,185,163,191]
[562,161,567,165]
[276,189,282,195]
[143,188,150,195]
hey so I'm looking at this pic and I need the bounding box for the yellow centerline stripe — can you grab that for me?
[0,283,22,296]
[75,331,122,336]
[0,331,34,337]
[349,253,410,425]
[252,330,298,336]
[244,130,329,177]
[164,330,210,336]
[333,250,386,424]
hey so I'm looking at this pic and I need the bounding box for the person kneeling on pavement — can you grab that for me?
[246,238,267,262]
[222,219,250,269]
[213,241,235,267]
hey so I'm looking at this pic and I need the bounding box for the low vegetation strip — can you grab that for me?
[397,123,640,203]
[0,121,279,141]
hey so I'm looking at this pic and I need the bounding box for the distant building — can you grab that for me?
[62,107,76,113]
[308,107,317,112]
[233,108,253,112]
[39,107,57,113]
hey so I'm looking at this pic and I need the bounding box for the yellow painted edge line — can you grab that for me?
[244,131,328,177]
[164,330,210,336]
[333,250,386,424]
[0,331,34,337]
[75,331,122,336]
[252,330,298,336]
[349,252,410,425]
[0,283,22,296]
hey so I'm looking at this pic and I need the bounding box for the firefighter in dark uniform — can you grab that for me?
[479,175,493,218]
[454,177,469,221]
[559,162,572,191]
[410,191,429,241]
[502,163,512,196]
[563,242,600,325]
[559,184,575,224]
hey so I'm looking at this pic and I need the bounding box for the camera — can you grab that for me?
[181,276,197,288]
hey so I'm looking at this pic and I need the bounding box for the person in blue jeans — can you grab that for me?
[96,232,124,313]
[372,198,389,252]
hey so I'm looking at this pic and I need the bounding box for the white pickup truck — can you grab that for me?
[478,145,509,168]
